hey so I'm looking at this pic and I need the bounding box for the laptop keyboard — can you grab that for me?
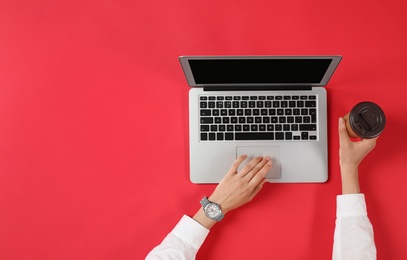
[199,95,318,141]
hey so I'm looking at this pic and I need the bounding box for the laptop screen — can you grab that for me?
[180,56,342,87]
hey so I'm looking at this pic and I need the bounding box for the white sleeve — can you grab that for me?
[332,194,377,260]
[146,215,210,260]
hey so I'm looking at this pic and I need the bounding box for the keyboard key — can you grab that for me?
[200,109,211,116]
[217,133,224,140]
[200,102,207,108]
[305,101,316,107]
[217,96,224,100]
[201,117,213,124]
[200,96,208,100]
[225,133,234,140]
[285,132,293,140]
[310,136,317,140]
[300,96,308,100]
[201,133,207,140]
[201,125,209,131]
[209,133,216,140]
[300,124,316,131]
[301,132,308,140]
[235,132,275,140]
[275,132,284,140]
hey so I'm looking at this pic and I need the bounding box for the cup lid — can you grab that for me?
[349,102,386,138]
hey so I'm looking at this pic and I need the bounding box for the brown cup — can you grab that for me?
[343,102,386,139]
[344,102,386,139]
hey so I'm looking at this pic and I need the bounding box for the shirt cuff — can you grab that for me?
[336,193,368,218]
[170,215,210,250]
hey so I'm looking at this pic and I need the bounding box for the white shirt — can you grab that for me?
[146,194,376,260]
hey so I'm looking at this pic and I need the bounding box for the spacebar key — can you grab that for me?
[235,133,275,140]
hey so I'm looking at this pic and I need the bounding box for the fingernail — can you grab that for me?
[267,160,272,166]
[265,156,271,160]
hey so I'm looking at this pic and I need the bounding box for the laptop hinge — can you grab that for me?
[203,85,312,91]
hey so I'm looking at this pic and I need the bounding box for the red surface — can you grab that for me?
[1,0,406,259]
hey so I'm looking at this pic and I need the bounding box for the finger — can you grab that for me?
[247,157,272,185]
[243,156,269,181]
[249,178,267,199]
[338,117,351,146]
[227,154,248,176]
[238,156,263,175]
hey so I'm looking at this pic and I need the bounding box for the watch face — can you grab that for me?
[205,203,221,218]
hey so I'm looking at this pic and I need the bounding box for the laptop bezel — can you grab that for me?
[179,55,342,88]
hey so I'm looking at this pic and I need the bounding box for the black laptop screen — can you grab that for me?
[188,59,332,85]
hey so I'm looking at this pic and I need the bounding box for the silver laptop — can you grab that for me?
[179,56,341,183]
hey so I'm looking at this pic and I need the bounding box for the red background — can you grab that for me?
[1,0,406,259]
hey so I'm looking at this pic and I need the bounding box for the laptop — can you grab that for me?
[179,56,341,183]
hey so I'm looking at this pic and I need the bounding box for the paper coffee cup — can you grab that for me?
[344,102,386,139]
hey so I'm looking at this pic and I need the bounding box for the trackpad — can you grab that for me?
[236,146,281,179]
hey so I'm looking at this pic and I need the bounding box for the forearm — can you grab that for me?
[340,165,360,194]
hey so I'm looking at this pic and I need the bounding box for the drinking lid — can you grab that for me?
[349,102,386,138]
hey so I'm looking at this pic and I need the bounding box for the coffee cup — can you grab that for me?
[343,102,386,139]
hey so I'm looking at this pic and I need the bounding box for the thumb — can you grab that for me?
[338,117,351,145]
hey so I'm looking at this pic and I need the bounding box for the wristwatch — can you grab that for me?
[200,197,224,221]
